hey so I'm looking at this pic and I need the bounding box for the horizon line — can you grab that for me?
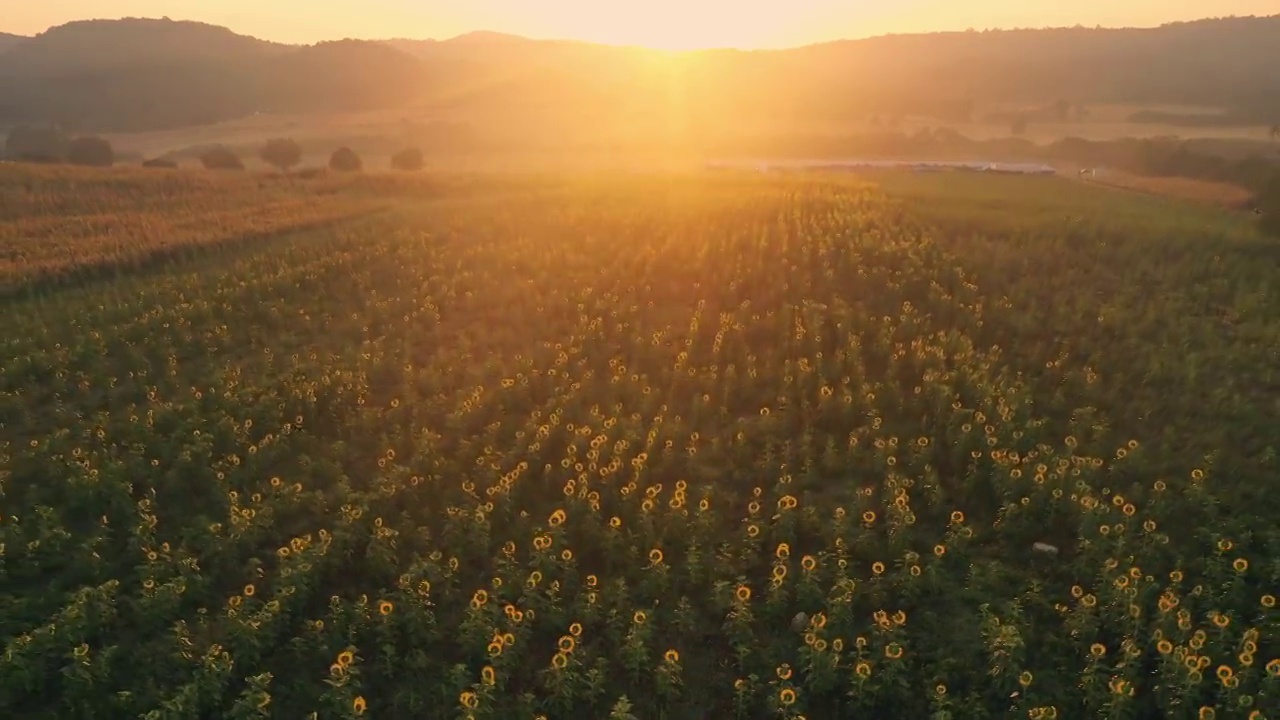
[2,13,1278,53]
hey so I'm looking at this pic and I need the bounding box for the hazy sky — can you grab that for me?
[6,1,1277,48]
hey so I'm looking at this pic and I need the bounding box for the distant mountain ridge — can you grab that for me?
[0,31,26,53]
[0,19,423,131]
[1,17,286,75]
[1,15,1278,133]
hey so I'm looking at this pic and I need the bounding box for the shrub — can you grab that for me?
[67,136,115,167]
[260,138,303,173]
[5,124,70,161]
[390,147,424,171]
[200,146,244,170]
[142,157,179,169]
[329,147,363,172]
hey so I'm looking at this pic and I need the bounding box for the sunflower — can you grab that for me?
[801,555,817,571]
[1090,643,1107,658]
[649,548,664,564]
[664,649,680,663]
[460,691,479,709]
[569,622,582,637]
[352,697,366,715]
[481,666,496,685]
[779,688,796,706]
[735,585,752,602]
[558,635,576,653]
[1233,558,1248,573]
[378,600,393,616]
[885,643,904,659]
[337,650,354,668]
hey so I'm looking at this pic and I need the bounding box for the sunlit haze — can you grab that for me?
[7,0,1279,48]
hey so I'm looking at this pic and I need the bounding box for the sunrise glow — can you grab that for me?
[5,0,1279,47]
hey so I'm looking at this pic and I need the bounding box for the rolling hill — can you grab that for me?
[0,32,25,53]
[0,19,425,131]
[1,15,1278,133]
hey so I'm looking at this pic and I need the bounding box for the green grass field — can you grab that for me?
[1,167,1277,719]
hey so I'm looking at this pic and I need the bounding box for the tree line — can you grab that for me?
[2,126,426,172]
[4,122,1277,236]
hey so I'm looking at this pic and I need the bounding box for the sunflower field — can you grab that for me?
[1,170,1277,719]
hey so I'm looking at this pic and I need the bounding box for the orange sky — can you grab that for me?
[5,1,1277,48]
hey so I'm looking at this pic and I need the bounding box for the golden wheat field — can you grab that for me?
[1,166,1277,720]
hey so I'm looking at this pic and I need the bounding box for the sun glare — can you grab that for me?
[544,0,798,50]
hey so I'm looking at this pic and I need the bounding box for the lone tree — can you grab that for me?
[260,138,303,173]
[4,124,70,162]
[391,147,424,171]
[200,146,245,170]
[329,147,363,172]
[67,136,115,167]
